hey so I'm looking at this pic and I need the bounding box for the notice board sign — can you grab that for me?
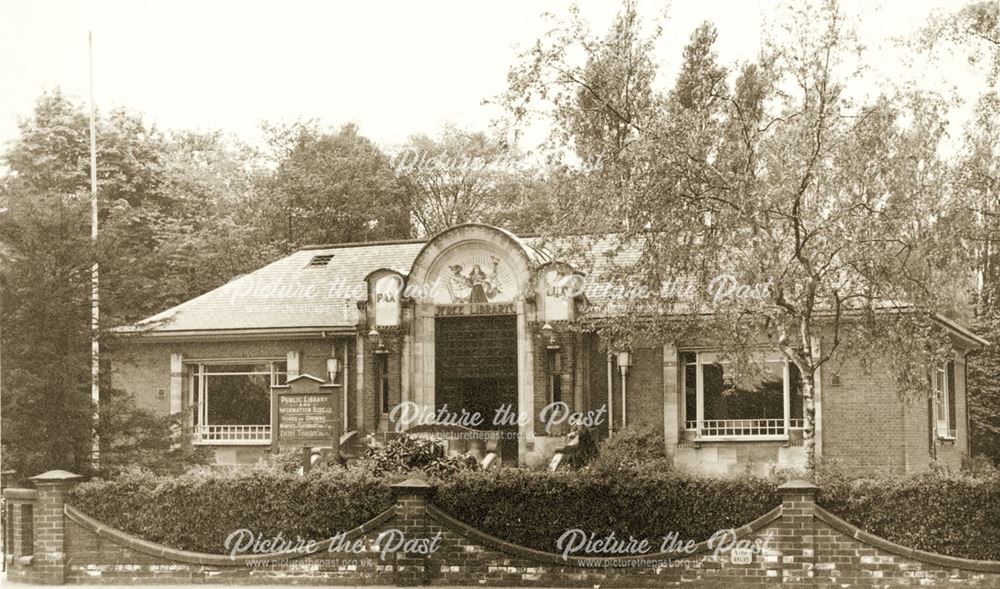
[272,374,338,448]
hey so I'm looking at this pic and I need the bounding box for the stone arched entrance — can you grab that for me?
[405,225,545,465]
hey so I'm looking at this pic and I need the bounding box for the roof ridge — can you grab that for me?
[298,237,427,251]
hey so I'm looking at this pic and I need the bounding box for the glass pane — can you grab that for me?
[703,362,784,421]
[935,370,945,414]
[685,362,697,426]
[790,363,803,419]
[273,362,288,386]
[947,361,956,431]
[205,374,271,425]
[191,374,201,426]
[203,363,271,374]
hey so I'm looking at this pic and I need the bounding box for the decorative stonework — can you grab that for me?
[431,250,516,305]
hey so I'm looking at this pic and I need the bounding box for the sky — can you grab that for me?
[0,0,982,154]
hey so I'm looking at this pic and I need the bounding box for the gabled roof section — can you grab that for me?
[128,239,425,335]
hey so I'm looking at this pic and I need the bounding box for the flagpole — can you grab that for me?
[89,30,100,463]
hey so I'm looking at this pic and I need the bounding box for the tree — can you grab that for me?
[969,314,1000,464]
[394,126,545,236]
[0,91,241,475]
[256,122,411,248]
[506,0,974,473]
[923,0,1000,84]
[926,1,1000,464]
[504,0,662,235]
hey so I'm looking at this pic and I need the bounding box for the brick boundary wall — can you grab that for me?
[4,472,1000,587]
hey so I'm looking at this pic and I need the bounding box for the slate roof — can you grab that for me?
[124,229,985,348]
[134,240,426,333]
[130,231,641,335]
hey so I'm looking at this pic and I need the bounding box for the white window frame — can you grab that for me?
[933,363,956,440]
[682,351,804,441]
[188,359,286,445]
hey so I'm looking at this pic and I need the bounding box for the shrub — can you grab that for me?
[433,468,781,554]
[818,470,1000,560]
[69,465,397,554]
[358,434,479,477]
[586,424,671,472]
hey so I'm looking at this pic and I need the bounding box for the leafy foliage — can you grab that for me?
[69,465,397,554]
[93,390,213,476]
[584,424,669,472]
[0,93,413,476]
[434,468,781,554]
[358,434,480,477]
[969,316,1000,464]
[256,122,411,247]
[394,125,554,236]
[67,458,1000,561]
[505,0,976,473]
[818,470,1000,560]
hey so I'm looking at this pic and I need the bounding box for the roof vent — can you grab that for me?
[307,254,334,268]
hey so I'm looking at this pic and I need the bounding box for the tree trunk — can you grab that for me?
[801,374,817,477]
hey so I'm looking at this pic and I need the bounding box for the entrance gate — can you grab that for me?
[434,314,518,463]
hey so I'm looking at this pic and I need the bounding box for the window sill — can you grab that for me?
[193,439,272,446]
[936,426,957,441]
[695,435,790,443]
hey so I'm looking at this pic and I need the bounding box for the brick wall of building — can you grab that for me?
[625,347,664,436]
[113,330,973,473]
[112,337,355,464]
[820,350,971,475]
[821,355,913,474]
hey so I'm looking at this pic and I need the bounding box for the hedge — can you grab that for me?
[68,466,396,554]
[433,468,782,554]
[818,472,1000,561]
[68,463,1000,561]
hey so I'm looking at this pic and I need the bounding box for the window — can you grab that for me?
[189,361,286,444]
[934,361,957,439]
[377,354,390,414]
[549,350,563,404]
[683,352,804,439]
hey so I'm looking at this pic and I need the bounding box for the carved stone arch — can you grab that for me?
[406,224,545,304]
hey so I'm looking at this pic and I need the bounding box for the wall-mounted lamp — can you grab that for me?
[369,328,389,355]
[616,349,633,428]
[541,322,560,350]
[616,350,633,376]
[326,357,341,383]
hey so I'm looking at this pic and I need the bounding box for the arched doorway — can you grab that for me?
[405,224,544,466]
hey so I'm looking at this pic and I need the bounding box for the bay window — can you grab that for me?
[189,361,287,444]
[683,352,804,439]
